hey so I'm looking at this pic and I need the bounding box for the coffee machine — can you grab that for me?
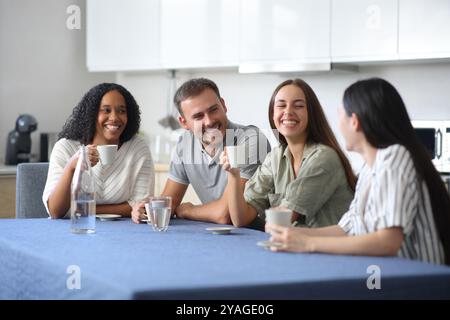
[5,114,38,165]
[39,132,58,162]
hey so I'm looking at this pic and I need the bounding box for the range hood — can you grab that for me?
[238,61,358,74]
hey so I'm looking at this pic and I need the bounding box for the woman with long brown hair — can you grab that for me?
[221,79,356,230]
[266,78,450,265]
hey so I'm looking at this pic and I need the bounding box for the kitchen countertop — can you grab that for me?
[0,162,447,176]
[0,163,169,176]
[154,163,169,172]
[0,166,17,176]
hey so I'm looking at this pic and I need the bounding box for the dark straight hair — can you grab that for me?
[343,77,450,265]
[268,79,356,191]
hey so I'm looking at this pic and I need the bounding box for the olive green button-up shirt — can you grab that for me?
[244,143,354,228]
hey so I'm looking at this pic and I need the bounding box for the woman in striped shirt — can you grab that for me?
[43,83,154,219]
[266,78,450,265]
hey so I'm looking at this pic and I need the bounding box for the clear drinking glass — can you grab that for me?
[145,196,172,232]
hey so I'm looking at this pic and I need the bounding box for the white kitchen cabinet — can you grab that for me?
[160,0,239,69]
[331,0,398,62]
[399,0,450,59]
[239,0,331,72]
[86,0,160,71]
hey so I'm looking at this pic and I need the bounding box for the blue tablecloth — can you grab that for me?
[0,218,449,299]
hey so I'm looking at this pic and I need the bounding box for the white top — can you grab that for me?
[42,135,155,217]
[339,144,445,265]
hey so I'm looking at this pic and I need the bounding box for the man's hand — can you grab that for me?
[175,202,194,219]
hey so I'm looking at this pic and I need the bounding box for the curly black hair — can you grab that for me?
[58,83,141,145]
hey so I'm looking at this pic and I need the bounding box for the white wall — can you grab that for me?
[0,0,115,163]
[117,61,450,171]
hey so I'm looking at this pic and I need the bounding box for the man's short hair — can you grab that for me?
[173,78,221,115]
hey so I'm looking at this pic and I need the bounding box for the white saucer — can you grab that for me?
[206,227,234,235]
[96,214,121,221]
[256,240,283,249]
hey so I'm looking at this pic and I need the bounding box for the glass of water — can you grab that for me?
[145,196,172,232]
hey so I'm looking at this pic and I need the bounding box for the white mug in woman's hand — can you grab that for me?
[97,145,118,165]
[265,208,292,227]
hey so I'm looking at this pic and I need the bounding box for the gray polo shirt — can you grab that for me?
[168,121,271,204]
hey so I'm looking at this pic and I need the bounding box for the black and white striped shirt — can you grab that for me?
[339,144,445,264]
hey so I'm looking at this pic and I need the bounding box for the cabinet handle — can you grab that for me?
[436,129,442,160]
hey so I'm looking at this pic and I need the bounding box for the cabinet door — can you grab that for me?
[331,0,398,62]
[399,0,450,59]
[160,0,239,69]
[239,0,330,66]
[86,0,160,71]
[0,176,15,218]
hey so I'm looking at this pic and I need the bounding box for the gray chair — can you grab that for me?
[16,162,49,218]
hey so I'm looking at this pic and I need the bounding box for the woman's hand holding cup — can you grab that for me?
[131,201,147,224]
[66,144,99,171]
[86,144,100,167]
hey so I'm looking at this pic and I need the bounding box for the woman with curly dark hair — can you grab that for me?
[43,83,154,219]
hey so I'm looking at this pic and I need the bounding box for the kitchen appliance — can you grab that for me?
[412,120,450,173]
[5,114,38,165]
[158,70,180,131]
[39,132,58,162]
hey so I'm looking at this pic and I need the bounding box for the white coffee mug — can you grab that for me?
[225,145,246,169]
[265,208,292,227]
[97,145,118,165]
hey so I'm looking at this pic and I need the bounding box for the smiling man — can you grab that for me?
[132,78,270,225]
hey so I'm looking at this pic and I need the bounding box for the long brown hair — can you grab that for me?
[268,79,356,191]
